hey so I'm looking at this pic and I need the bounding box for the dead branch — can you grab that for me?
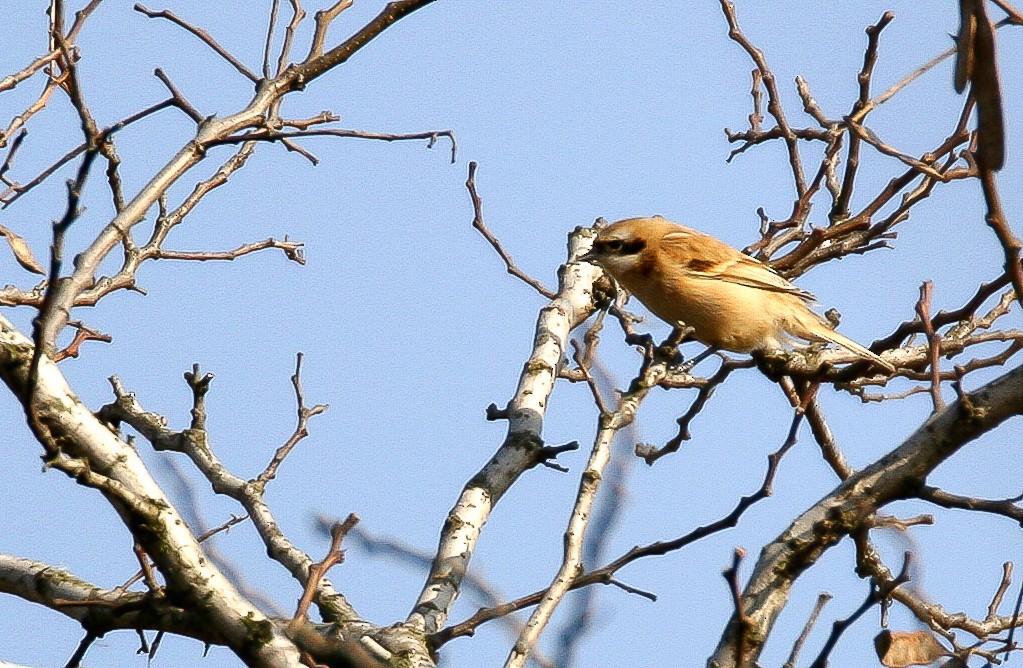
[466,161,555,299]
[134,4,260,82]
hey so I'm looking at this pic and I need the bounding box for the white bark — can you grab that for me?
[0,315,303,668]
[408,227,603,634]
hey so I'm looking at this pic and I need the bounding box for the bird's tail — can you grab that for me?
[789,311,896,373]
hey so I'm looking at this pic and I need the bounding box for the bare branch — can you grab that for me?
[808,556,912,668]
[466,161,555,298]
[295,0,440,81]
[3,97,179,208]
[435,416,803,647]
[1,142,87,207]
[2,77,62,149]
[503,387,619,667]
[720,0,807,197]
[709,362,1023,666]
[275,0,306,76]
[844,117,952,182]
[0,318,307,665]
[0,50,62,95]
[783,593,833,668]
[917,486,1023,524]
[914,280,945,411]
[63,631,99,668]
[31,148,98,360]
[0,128,28,184]
[723,548,752,668]
[134,4,260,82]
[211,126,458,163]
[152,237,306,265]
[309,1,354,59]
[978,168,1023,309]
[570,340,612,415]
[833,11,895,220]
[291,514,359,625]
[638,357,752,465]
[263,0,281,79]
[52,320,112,362]
[153,68,204,124]
[409,227,603,637]
[256,353,329,486]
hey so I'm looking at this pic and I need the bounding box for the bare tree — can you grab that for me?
[1,2,1022,668]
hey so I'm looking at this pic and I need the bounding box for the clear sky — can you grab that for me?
[1,2,1021,667]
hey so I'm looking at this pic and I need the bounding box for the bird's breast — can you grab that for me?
[614,267,791,352]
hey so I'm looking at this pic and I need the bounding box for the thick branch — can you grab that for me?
[0,316,304,668]
[407,227,603,635]
[0,553,219,642]
[708,361,1023,667]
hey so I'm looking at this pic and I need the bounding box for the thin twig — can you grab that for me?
[63,631,99,668]
[808,555,912,668]
[915,280,945,411]
[309,0,354,58]
[435,423,802,647]
[466,162,555,299]
[503,405,619,667]
[978,168,1023,310]
[3,97,178,208]
[724,548,751,668]
[783,593,833,668]
[211,127,458,163]
[291,513,359,624]
[153,68,204,124]
[833,11,895,220]
[1,143,86,207]
[720,0,806,197]
[134,4,260,82]
[295,0,440,82]
[0,128,28,183]
[151,237,306,265]
[52,320,112,361]
[29,146,98,426]
[275,0,306,76]
[263,0,281,79]
[571,340,611,415]
[844,117,951,182]
[256,353,329,487]
[987,562,1014,622]
[1004,570,1023,660]
[131,541,161,593]
[639,357,753,465]
[0,50,62,96]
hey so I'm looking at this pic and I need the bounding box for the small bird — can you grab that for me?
[580,217,895,372]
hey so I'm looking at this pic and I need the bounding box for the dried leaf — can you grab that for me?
[0,224,45,274]
[954,0,976,93]
[875,630,947,668]
[971,0,1005,171]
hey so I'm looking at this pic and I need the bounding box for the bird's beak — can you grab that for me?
[577,248,600,264]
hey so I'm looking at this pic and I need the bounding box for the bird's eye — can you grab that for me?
[606,240,624,252]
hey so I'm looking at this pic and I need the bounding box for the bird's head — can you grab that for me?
[579,217,673,277]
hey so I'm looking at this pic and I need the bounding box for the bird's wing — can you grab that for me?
[661,230,816,302]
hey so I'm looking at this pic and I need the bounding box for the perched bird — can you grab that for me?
[580,216,895,372]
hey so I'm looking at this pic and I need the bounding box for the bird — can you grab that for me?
[580,216,895,372]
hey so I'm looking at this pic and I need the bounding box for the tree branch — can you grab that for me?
[708,361,1023,667]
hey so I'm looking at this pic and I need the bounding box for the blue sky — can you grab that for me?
[1,2,1021,667]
